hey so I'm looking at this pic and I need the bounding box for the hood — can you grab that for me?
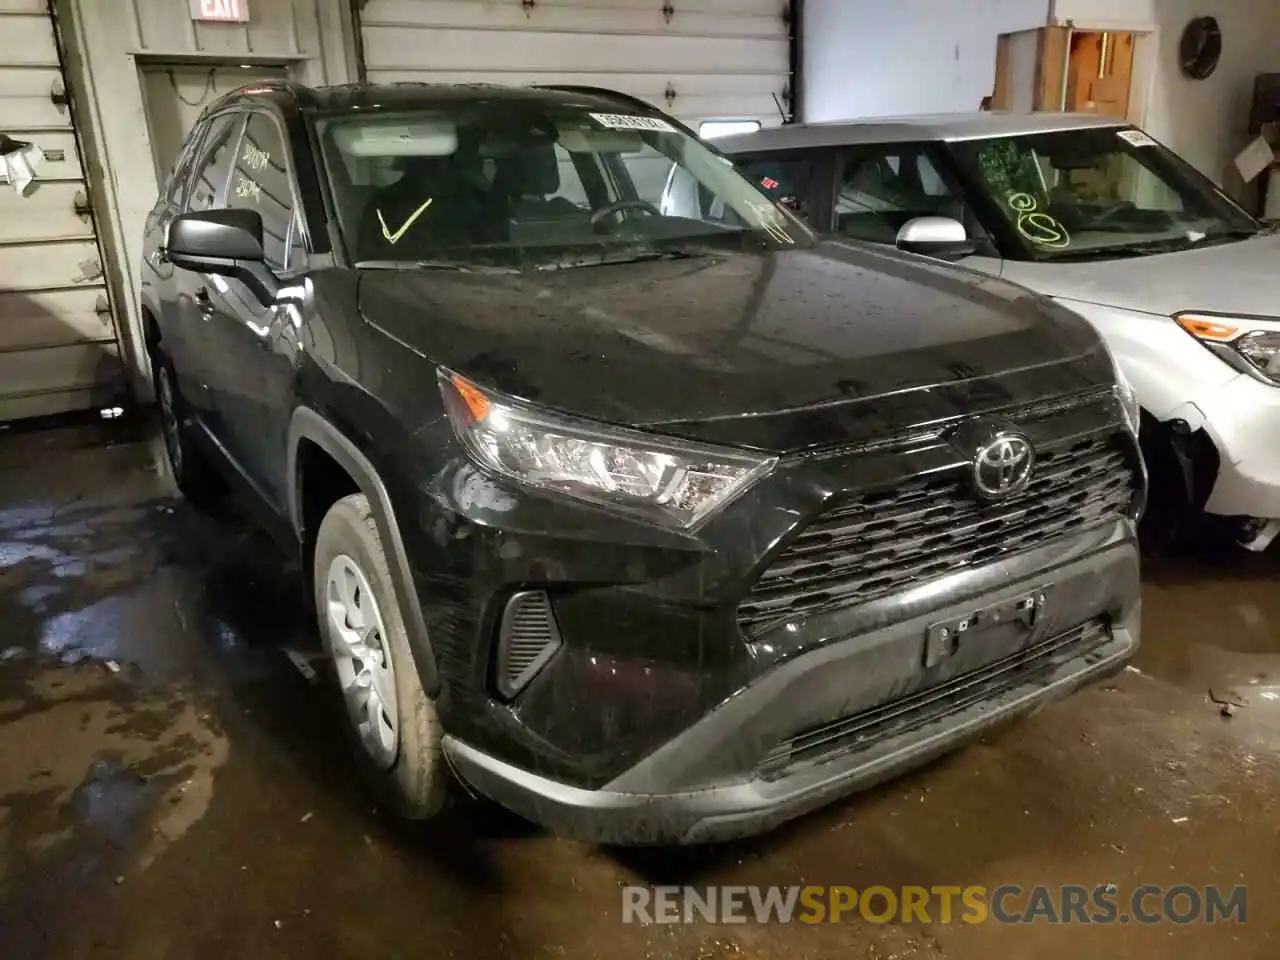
[358,240,1110,452]
[1003,231,1280,318]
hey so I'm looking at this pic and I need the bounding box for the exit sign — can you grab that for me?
[189,0,249,22]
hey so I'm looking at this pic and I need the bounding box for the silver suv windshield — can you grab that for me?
[947,126,1260,262]
[315,100,810,270]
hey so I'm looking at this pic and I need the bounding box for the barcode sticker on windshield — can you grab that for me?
[589,112,677,134]
[1117,129,1157,148]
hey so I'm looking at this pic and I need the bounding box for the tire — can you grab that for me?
[1137,420,1195,554]
[313,493,447,819]
[152,350,223,508]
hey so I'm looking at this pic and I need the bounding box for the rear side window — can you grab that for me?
[226,112,302,271]
[186,113,244,214]
[163,122,208,208]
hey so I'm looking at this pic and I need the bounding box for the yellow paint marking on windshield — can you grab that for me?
[1008,192,1070,249]
[377,198,434,245]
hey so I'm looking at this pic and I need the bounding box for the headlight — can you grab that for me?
[439,370,776,529]
[1176,313,1280,385]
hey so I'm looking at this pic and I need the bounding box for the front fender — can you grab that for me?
[287,406,441,698]
[1053,299,1234,424]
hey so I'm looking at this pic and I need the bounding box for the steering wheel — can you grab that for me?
[590,199,661,228]
[1085,201,1138,230]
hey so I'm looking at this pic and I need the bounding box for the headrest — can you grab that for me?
[496,145,560,197]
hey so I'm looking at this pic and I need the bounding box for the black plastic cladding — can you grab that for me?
[758,617,1111,778]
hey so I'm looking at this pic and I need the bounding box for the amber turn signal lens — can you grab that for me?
[1176,314,1238,341]
[449,373,491,422]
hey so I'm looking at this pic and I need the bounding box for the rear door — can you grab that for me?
[168,110,246,426]
[202,109,306,513]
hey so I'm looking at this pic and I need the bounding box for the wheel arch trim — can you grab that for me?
[287,406,440,697]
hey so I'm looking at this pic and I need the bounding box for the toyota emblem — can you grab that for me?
[972,433,1034,498]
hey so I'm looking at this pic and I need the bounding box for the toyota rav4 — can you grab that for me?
[140,81,1144,844]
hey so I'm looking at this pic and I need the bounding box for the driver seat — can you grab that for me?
[494,145,580,222]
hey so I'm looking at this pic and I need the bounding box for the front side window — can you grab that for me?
[835,143,980,245]
[186,113,243,214]
[948,127,1260,261]
[227,112,303,271]
[736,155,816,219]
[315,101,811,269]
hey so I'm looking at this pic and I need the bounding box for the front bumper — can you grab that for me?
[1193,371,1280,521]
[444,529,1140,844]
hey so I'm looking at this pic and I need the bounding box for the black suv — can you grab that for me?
[140,81,1144,844]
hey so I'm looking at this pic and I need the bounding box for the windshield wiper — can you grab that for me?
[355,260,518,274]
[535,247,711,272]
[1202,227,1264,242]
[1046,239,1196,261]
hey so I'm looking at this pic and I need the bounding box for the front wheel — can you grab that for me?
[313,493,447,819]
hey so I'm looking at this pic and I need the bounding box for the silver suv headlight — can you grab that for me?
[439,369,776,530]
[1176,312,1280,386]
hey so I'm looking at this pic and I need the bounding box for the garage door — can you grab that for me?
[0,0,123,421]
[357,0,792,130]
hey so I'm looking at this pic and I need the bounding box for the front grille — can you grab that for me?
[739,432,1138,633]
[758,617,1111,779]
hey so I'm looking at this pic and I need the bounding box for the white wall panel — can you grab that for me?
[359,0,792,127]
[1138,0,1280,189]
[0,343,121,422]
[0,66,72,130]
[802,0,1050,121]
[0,183,96,244]
[0,290,115,350]
[0,2,122,419]
[0,240,103,293]
[0,6,60,65]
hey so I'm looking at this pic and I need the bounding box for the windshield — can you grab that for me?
[948,126,1260,262]
[315,100,810,269]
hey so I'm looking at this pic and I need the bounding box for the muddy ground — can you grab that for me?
[1,421,1275,959]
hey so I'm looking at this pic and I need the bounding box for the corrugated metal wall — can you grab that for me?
[0,0,121,420]
[124,0,348,67]
[358,0,793,129]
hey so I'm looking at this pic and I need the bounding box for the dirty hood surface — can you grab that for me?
[359,240,1110,452]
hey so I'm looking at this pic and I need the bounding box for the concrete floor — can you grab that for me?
[1,422,1277,960]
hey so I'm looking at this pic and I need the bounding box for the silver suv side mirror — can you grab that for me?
[896,216,978,262]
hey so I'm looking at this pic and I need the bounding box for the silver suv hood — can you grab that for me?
[1002,231,1280,317]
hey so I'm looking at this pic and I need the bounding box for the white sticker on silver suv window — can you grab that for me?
[588,112,677,134]
[1117,129,1157,148]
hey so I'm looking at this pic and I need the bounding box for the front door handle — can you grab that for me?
[194,287,214,319]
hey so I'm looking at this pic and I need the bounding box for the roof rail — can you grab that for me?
[530,84,709,141]
[531,84,657,113]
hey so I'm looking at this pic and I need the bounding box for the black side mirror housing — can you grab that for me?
[167,208,279,304]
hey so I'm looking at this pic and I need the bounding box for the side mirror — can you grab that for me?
[895,216,978,262]
[168,209,279,304]
[778,196,807,218]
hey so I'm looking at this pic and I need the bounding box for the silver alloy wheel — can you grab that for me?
[325,553,399,769]
[158,365,183,478]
